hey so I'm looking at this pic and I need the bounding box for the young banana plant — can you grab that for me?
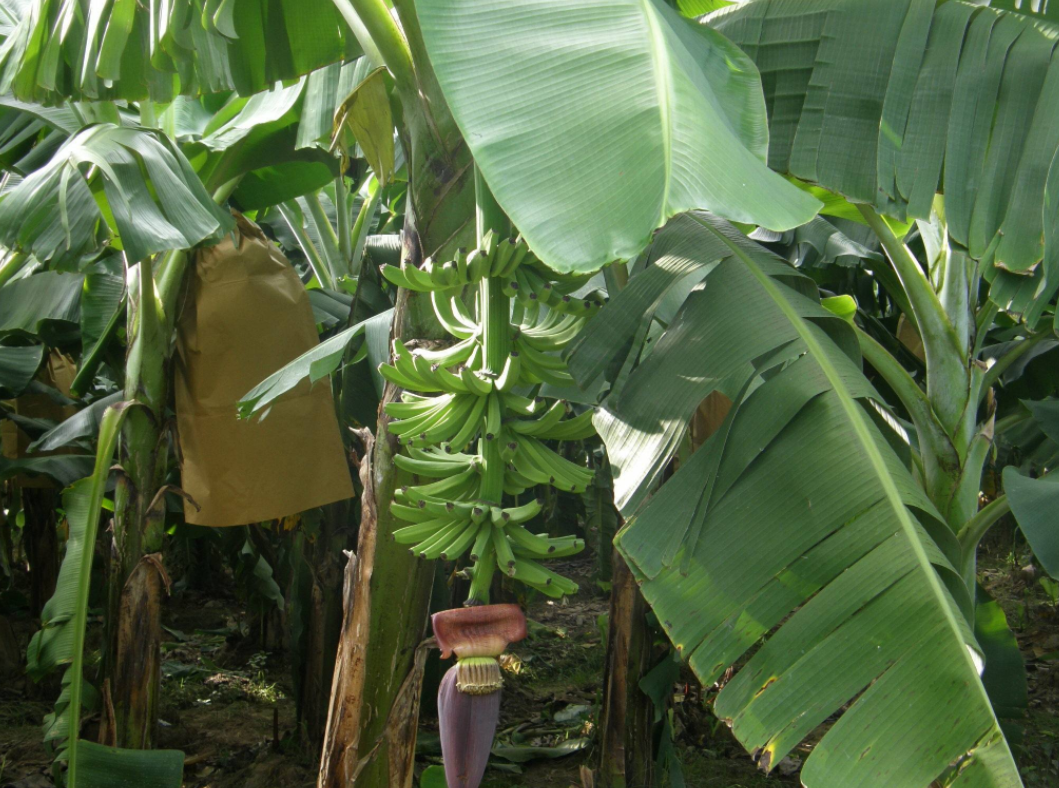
[378,173,602,787]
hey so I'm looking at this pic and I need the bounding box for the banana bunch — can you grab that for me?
[381,230,526,292]
[378,233,602,602]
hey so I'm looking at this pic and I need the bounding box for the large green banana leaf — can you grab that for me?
[0,124,232,267]
[0,0,360,103]
[417,0,820,273]
[599,213,1021,786]
[711,0,1059,326]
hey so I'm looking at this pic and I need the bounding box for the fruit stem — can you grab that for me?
[476,166,511,509]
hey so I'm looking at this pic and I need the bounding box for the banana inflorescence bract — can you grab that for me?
[379,231,601,603]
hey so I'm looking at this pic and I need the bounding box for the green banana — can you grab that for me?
[384,394,452,420]
[460,367,493,396]
[381,264,422,292]
[383,231,598,593]
[393,452,472,478]
[504,523,553,555]
[491,237,517,276]
[400,259,437,291]
[391,502,439,524]
[439,520,480,561]
[495,351,521,392]
[499,497,543,524]
[517,436,594,492]
[516,345,576,388]
[531,408,596,441]
[413,519,470,559]
[502,236,532,278]
[393,517,452,544]
[453,247,469,282]
[467,248,491,282]
[508,399,567,436]
[412,336,477,367]
[380,363,440,393]
[493,526,517,575]
[501,393,545,416]
[469,521,493,561]
[483,393,502,440]
[442,395,488,454]
[515,338,567,371]
[431,291,477,339]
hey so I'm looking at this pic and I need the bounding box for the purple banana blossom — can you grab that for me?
[438,664,501,788]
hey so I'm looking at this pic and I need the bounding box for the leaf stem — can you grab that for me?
[993,410,1030,436]
[333,0,415,93]
[476,166,510,510]
[66,404,131,786]
[855,325,933,431]
[336,172,353,270]
[858,205,969,436]
[278,202,336,290]
[957,494,1011,589]
[973,301,999,357]
[0,250,29,288]
[306,191,344,277]
[349,176,382,276]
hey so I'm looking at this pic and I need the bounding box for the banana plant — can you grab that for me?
[552,0,1059,784]
[26,402,184,788]
[0,58,389,759]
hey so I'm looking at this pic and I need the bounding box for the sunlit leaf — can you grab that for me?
[418,0,820,273]
[0,125,232,267]
[584,213,1020,786]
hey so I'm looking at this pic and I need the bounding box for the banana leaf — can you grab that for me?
[0,454,94,486]
[417,0,820,273]
[29,391,123,453]
[0,343,42,396]
[238,308,393,418]
[1004,467,1059,578]
[711,0,1059,326]
[589,213,1020,786]
[0,125,233,267]
[0,0,361,103]
[0,270,82,344]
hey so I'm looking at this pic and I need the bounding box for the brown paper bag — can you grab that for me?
[2,350,78,488]
[174,213,354,526]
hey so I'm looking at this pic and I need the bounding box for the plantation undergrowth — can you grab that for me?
[1,541,1055,787]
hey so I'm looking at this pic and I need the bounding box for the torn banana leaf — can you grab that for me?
[607,213,1020,786]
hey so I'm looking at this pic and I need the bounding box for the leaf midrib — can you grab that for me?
[642,0,673,225]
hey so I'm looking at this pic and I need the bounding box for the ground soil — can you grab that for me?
[1,530,1057,788]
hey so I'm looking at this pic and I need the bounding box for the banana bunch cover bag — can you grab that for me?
[175,213,353,526]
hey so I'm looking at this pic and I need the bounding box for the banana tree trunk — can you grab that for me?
[22,487,59,618]
[336,260,441,788]
[317,2,475,784]
[297,504,351,744]
[106,257,169,749]
[598,550,653,788]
